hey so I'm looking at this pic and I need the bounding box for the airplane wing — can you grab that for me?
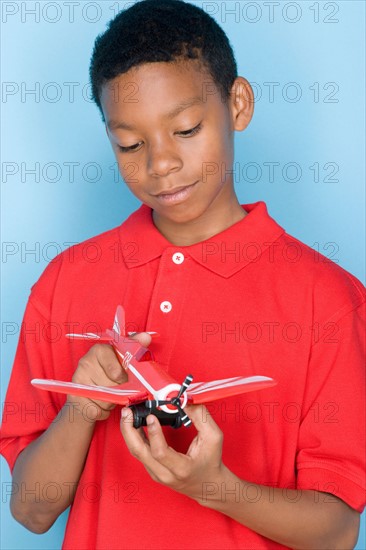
[31,379,149,406]
[187,375,276,404]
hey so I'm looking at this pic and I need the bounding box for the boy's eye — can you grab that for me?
[177,122,202,137]
[117,122,202,153]
[118,142,142,153]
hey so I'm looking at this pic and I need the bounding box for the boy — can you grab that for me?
[1,0,365,548]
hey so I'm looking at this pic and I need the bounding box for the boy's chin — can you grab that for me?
[151,201,205,225]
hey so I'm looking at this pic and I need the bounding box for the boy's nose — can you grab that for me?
[146,142,183,178]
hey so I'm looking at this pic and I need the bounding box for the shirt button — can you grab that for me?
[160,301,172,313]
[172,252,184,265]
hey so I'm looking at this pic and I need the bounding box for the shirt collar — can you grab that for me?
[119,201,285,278]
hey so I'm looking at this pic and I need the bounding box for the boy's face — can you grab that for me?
[101,60,252,236]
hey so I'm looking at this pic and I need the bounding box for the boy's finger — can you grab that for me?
[128,332,152,347]
[145,415,187,473]
[94,344,126,383]
[184,405,223,439]
[121,409,174,479]
[92,333,152,384]
[120,408,151,459]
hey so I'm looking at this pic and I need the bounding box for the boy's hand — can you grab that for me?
[120,404,226,502]
[68,333,152,422]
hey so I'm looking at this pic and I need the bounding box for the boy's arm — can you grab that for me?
[10,338,150,533]
[121,405,360,549]
[11,399,96,533]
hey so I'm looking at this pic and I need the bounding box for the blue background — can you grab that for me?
[1,1,365,548]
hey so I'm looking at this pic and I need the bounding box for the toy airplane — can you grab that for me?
[32,306,277,428]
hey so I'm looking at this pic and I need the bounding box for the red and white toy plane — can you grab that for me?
[32,306,277,428]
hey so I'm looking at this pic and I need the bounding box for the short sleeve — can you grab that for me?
[0,259,63,472]
[296,302,366,512]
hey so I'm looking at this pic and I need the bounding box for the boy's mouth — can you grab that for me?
[153,181,198,204]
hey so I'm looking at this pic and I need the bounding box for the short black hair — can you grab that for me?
[89,0,238,122]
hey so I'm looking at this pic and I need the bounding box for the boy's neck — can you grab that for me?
[152,195,247,246]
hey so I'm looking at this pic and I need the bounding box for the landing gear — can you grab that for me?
[130,402,183,429]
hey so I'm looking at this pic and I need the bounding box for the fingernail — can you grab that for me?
[112,369,124,384]
[146,415,155,426]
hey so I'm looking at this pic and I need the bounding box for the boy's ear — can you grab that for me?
[229,77,254,131]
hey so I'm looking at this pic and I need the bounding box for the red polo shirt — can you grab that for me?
[1,202,365,549]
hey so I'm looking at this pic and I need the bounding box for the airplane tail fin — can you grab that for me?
[66,306,153,361]
[111,305,156,360]
[113,305,126,337]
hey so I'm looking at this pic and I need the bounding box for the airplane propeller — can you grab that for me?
[145,374,194,427]
[170,374,194,427]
